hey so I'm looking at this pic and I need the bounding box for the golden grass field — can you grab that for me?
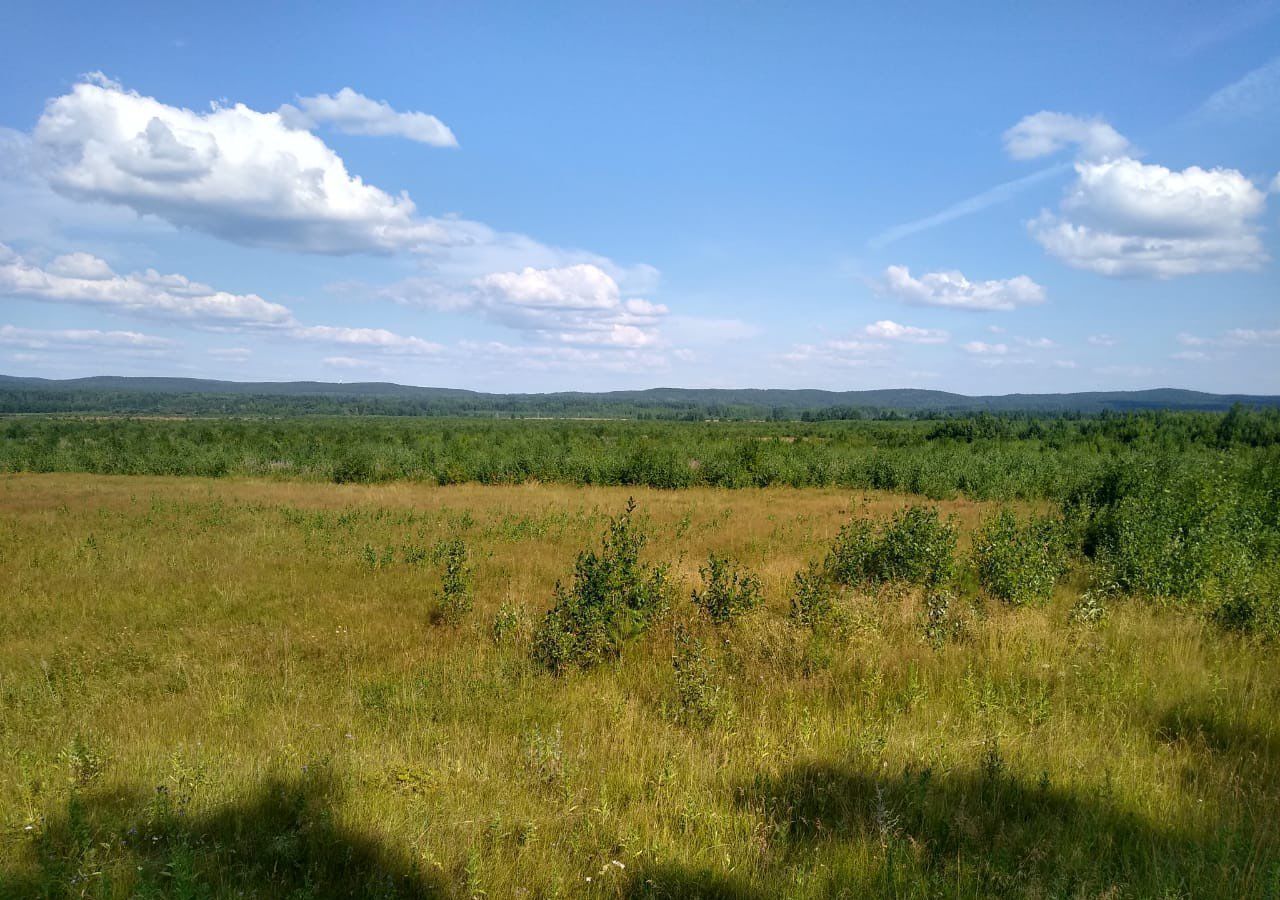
[0,474,1276,898]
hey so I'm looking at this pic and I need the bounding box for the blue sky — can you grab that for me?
[1,1,1277,393]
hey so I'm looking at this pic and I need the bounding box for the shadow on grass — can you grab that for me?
[1155,702,1280,764]
[622,862,769,899]
[726,758,1276,897]
[2,772,446,899]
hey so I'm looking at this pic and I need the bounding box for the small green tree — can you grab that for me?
[789,559,836,627]
[691,553,763,624]
[826,518,877,585]
[435,538,474,624]
[671,625,727,727]
[532,499,670,673]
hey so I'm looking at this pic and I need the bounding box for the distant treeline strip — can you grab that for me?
[2,382,1279,419]
[2,408,1278,500]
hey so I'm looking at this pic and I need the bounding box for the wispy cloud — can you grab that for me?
[1172,2,1280,58]
[867,164,1069,249]
[1188,55,1280,123]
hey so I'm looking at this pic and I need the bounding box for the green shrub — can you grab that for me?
[1208,566,1280,638]
[877,506,957,586]
[826,518,877,585]
[1072,454,1280,634]
[532,499,670,673]
[671,626,728,727]
[691,553,763,624]
[789,560,836,627]
[974,509,1068,605]
[827,505,957,588]
[435,539,474,625]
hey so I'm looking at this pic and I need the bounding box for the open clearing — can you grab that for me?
[1,474,1277,897]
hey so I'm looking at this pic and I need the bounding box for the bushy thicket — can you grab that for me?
[532,500,671,672]
[974,510,1069,605]
[3,409,1278,500]
[1069,452,1280,635]
[827,505,957,587]
[4,410,1278,635]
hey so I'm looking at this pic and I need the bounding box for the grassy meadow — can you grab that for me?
[0,467,1277,898]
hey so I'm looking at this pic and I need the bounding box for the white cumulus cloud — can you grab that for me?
[322,355,386,371]
[882,265,1045,311]
[32,78,454,254]
[465,264,668,348]
[289,325,443,356]
[1181,326,1280,347]
[1029,158,1269,277]
[1006,111,1270,277]
[1060,158,1266,238]
[1,241,448,361]
[962,341,1009,355]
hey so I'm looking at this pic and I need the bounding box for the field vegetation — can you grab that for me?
[0,410,1278,897]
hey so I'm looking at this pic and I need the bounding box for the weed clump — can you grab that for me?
[789,559,837,627]
[59,734,106,788]
[921,589,963,647]
[827,505,957,588]
[523,726,566,788]
[1069,589,1110,626]
[974,509,1068,605]
[532,499,670,673]
[671,626,729,727]
[434,539,474,625]
[491,601,527,645]
[691,553,763,625]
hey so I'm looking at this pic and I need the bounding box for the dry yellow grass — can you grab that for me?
[0,474,1275,898]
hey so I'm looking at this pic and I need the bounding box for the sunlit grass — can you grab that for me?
[0,474,1276,897]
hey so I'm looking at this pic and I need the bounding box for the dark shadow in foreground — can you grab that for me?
[726,759,1277,898]
[622,861,769,900]
[1,772,447,899]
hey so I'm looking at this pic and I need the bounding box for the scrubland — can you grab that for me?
[1,411,1278,897]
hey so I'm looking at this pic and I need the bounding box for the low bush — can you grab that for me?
[789,560,837,627]
[532,500,671,673]
[826,518,876,586]
[691,553,763,624]
[491,601,527,645]
[973,510,1068,605]
[434,539,474,625]
[827,505,957,588]
[671,626,729,727]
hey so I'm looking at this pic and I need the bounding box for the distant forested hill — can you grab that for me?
[0,374,1277,418]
